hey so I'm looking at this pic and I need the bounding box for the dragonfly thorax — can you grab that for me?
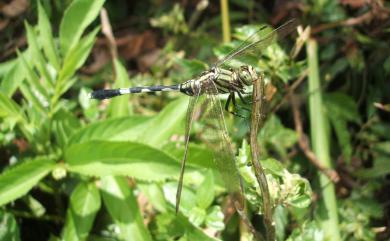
[179,65,258,96]
[236,65,257,86]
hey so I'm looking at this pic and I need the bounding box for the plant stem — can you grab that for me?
[220,0,231,43]
[306,39,341,241]
[250,75,275,241]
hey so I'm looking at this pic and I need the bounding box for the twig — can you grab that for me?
[311,11,373,34]
[250,75,275,241]
[289,92,340,183]
[271,68,308,113]
[100,8,118,61]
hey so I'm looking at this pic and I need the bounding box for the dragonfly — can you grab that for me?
[90,19,298,213]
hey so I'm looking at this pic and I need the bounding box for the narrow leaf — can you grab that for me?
[59,0,105,55]
[38,1,60,70]
[59,27,100,82]
[24,21,53,88]
[108,59,131,117]
[17,50,49,100]
[0,61,25,97]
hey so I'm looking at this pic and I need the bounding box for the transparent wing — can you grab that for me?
[202,81,245,209]
[176,91,201,213]
[214,19,298,67]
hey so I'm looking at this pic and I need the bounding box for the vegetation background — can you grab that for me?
[0,0,389,240]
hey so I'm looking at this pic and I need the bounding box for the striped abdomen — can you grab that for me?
[90,85,179,100]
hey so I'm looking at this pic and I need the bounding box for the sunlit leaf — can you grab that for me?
[62,182,101,241]
[0,211,20,241]
[108,59,132,117]
[100,176,152,241]
[65,141,180,181]
[59,0,105,55]
[59,27,100,82]
[37,1,60,71]
[0,158,55,206]
[195,170,214,209]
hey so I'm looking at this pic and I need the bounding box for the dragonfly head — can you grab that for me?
[238,65,257,86]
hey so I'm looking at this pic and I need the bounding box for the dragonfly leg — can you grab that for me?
[225,93,246,118]
[235,92,251,112]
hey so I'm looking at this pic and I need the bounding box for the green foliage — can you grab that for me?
[0,0,388,240]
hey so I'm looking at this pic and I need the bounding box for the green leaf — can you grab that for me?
[328,114,352,162]
[24,21,53,88]
[108,59,131,117]
[262,158,285,176]
[59,27,100,82]
[100,176,152,241]
[137,96,188,147]
[68,116,150,145]
[137,183,167,212]
[59,0,105,55]
[324,92,360,123]
[195,170,214,209]
[38,1,60,70]
[52,109,81,149]
[356,142,390,178]
[0,158,55,206]
[0,211,20,241]
[18,83,46,116]
[0,61,25,97]
[0,91,24,119]
[62,182,101,241]
[17,50,49,100]
[205,206,224,231]
[65,141,180,181]
[72,96,188,147]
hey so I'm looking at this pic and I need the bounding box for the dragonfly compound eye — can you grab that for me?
[239,66,257,86]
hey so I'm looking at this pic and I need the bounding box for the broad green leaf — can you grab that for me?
[24,21,53,88]
[65,141,180,181]
[162,142,215,169]
[195,170,214,209]
[0,158,55,206]
[0,61,25,97]
[71,96,188,147]
[38,1,60,71]
[137,96,188,147]
[59,27,100,82]
[100,176,152,241]
[68,116,150,145]
[62,182,101,241]
[0,211,20,241]
[108,59,131,117]
[59,0,105,55]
